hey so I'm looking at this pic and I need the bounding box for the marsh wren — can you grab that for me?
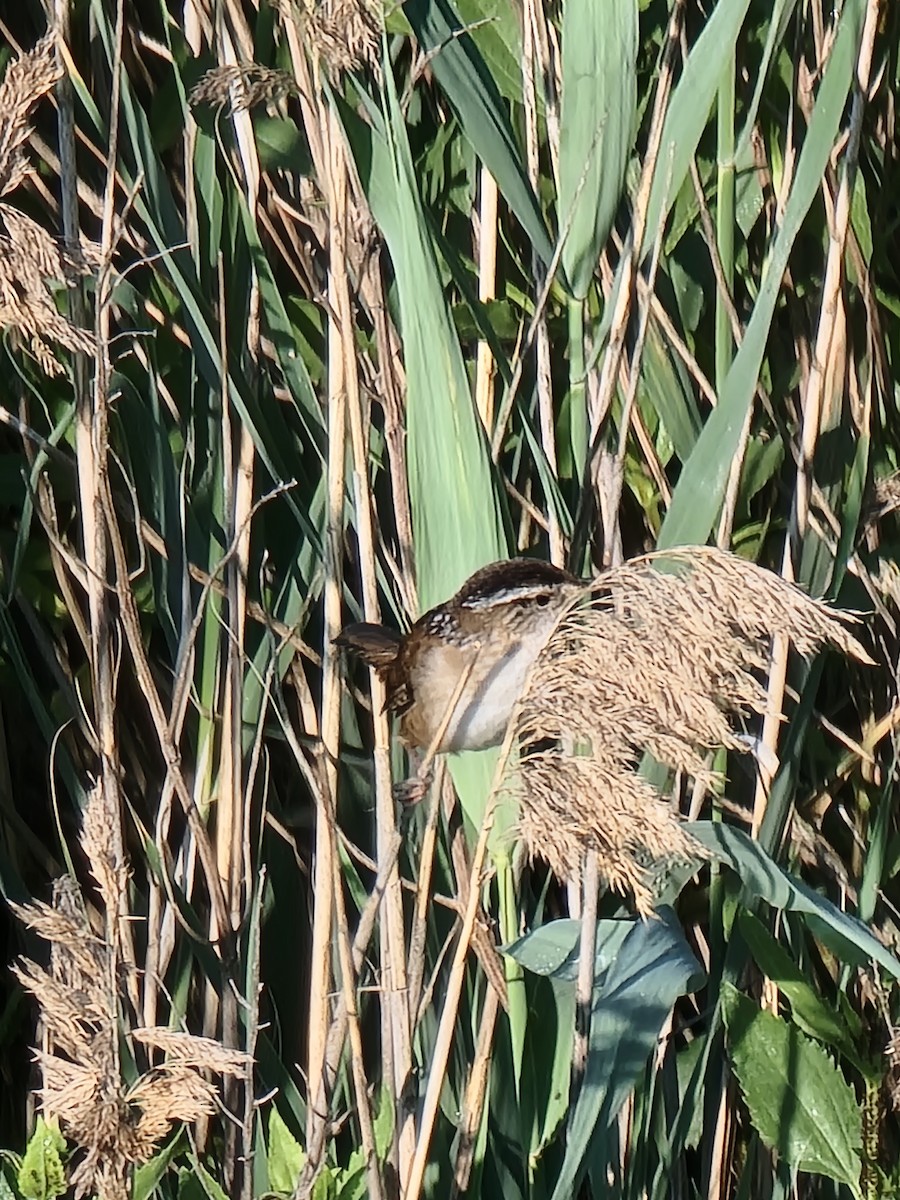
[337,558,580,754]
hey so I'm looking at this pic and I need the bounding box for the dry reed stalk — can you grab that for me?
[521,0,564,565]
[404,758,505,1200]
[585,0,684,453]
[12,789,249,1200]
[333,109,414,1187]
[451,984,501,1196]
[474,166,498,431]
[513,546,872,915]
[192,34,267,1161]
[753,0,882,832]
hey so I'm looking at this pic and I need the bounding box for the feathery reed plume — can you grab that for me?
[189,64,300,113]
[0,35,98,375]
[513,547,872,915]
[12,786,249,1200]
[0,35,61,198]
[272,0,381,75]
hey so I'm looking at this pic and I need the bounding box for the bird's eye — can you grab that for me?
[535,594,550,607]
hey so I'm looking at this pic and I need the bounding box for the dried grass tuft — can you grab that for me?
[12,788,250,1200]
[513,546,871,915]
[273,0,381,75]
[0,35,61,197]
[189,64,300,113]
[0,38,98,373]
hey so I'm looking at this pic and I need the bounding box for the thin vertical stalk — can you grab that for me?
[306,192,342,1154]
[451,985,500,1197]
[475,166,498,431]
[279,29,337,1150]
[333,107,413,1182]
[567,298,588,496]
[571,851,599,1100]
[753,0,881,835]
[496,854,526,1095]
[523,0,564,563]
[715,53,736,393]
[405,785,501,1200]
[69,0,138,1015]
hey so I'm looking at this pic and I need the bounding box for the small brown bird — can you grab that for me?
[337,558,580,754]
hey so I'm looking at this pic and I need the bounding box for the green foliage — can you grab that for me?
[17,1119,66,1200]
[558,0,637,299]
[722,982,863,1195]
[1,0,899,1197]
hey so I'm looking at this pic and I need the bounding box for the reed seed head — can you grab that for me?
[512,547,871,915]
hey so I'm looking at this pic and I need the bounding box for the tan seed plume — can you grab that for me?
[12,787,249,1200]
[512,547,872,916]
[0,36,98,374]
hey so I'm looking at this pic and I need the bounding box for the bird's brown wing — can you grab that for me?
[334,622,402,669]
[336,623,412,718]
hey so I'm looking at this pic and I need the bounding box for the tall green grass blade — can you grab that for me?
[566,300,588,488]
[736,911,861,1063]
[715,49,736,389]
[640,0,754,263]
[735,0,800,162]
[639,321,702,462]
[354,48,508,827]
[455,0,524,105]
[692,822,900,978]
[375,59,506,605]
[658,0,865,548]
[404,0,555,269]
[558,0,637,299]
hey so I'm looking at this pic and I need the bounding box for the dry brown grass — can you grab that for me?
[513,546,872,915]
[0,35,98,375]
[274,0,381,75]
[189,64,300,113]
[11,788,249,1200]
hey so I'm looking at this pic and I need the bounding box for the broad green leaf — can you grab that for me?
[641,0,754,262]
[404,0,554,268]
[532,979,575,1153]
[0,1166,17,1200]
[736,911,860,1062]
[549,913,704,1200]
[659,0,865,548]
[722,983,862,1194]
[505,918,581,976]
[267,1107,305,1194]
[505,917,632,981]
[18,1117,67,1200]
[691,821,900,979]
[372,1085,394,1161]
[253,113,312,175]
[343,73,507,607]
[558,0,638,298]
[334,1155,366,1200]
[850,171,873,265]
